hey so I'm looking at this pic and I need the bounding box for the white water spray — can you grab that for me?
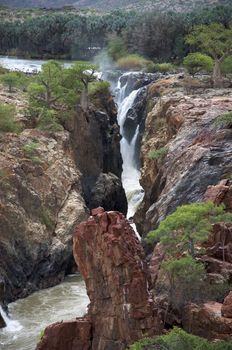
[0,305,22,333]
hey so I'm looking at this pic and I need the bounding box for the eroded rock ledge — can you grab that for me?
[36,208,163,350]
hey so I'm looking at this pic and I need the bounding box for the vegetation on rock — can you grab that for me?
[148,147,168,161]
[147,202,232,257]
[129,327,232,350]
[215,111,232,127]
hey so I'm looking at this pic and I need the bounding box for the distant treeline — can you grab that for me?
[0,5,232,61]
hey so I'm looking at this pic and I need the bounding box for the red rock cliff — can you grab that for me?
[36,208,162,350]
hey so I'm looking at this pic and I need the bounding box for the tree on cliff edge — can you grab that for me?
[185,23,232,88]
[147,202,232,258]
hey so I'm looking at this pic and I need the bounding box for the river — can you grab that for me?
[0,56,72,73]
[0,275,89,350]
[0,57,145,349]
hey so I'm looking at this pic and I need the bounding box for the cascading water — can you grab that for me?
[0,306,22,333]
[115,74,145,238]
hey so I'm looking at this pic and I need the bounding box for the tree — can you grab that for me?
[66,62,97,111]
[183,52,213,76]
[107,33,128,61]
[162,256,206,313]
[147,202,232,257]
[185,23,232,88]
[0,72,21,92]
[29,60,65,110]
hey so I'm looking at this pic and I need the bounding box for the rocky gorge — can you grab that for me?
[1,68,232,348]
[38,73,232,346]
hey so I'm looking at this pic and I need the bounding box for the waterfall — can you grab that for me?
[115,75,144,239]
[0,306,22,332]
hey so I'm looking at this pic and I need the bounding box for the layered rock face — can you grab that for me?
[0,129,89,303]
[36,208,162,350]
[135,77,232,235]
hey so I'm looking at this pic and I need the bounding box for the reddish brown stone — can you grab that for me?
[36,209,163,350]
[73,209,162,349]
[182,302,232,341]
[36,318,92,350]
[203,180,229,205]
[91,207,105,216]
[222,292,232,318]
[149,243,165,285]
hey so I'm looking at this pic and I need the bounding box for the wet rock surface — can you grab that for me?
[36,208,163,350]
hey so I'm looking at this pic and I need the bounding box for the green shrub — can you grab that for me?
[37,109,63,132]
[147,62,175,73]
[0,103,19,133]
[23,141,43,163]
[215,111,232,127]
[148,146,168,160]
[129,327,232,350]
[183,52,213,75]
[89,81,111,96]
[89,81,110,105]
[116,54,152,71]
[39,207,54,230]
[0,72,21,92]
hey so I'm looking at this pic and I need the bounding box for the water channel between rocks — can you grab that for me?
[0,57,146,350]
[0,275,89,350]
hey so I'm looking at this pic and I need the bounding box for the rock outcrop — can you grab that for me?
[182,302,232,341]
[0,129,89,303]
[68,106,127,215]
[135,77,232,236]
[36,208,163,350]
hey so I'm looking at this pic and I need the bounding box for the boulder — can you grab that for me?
[88,172,127,216]
[36,318,92,350]
[182,302,232,340]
